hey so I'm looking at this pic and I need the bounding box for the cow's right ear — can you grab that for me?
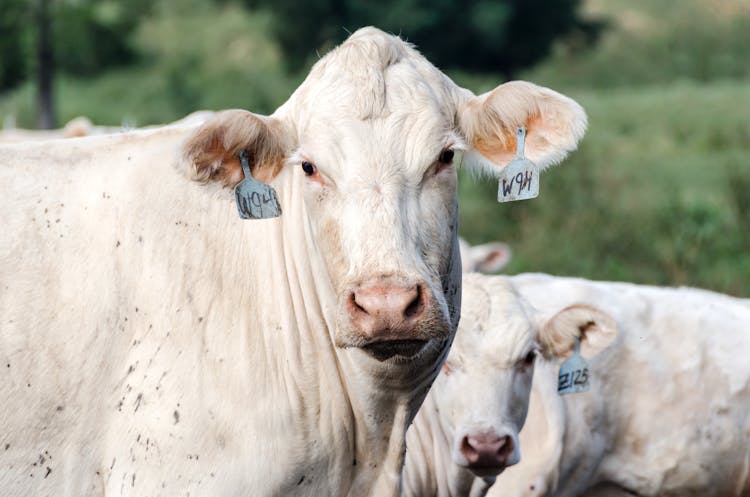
[182,110,290,188]
[537,305,617,360]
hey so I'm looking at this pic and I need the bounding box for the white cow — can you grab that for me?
[0,27,586,497]
[403,273,617,497]
[491,274,750,497]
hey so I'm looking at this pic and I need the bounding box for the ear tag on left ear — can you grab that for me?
[557,336,591,395]
[234,150,282,219]
[497,127,539,203]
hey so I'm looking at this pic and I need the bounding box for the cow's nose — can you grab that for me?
[459,434,515,475]
[349,282,427,335]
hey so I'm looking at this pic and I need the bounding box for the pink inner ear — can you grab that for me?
[472,113,542,168]
[479,249,509,272]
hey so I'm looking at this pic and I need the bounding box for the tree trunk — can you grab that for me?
[36,0,55,129]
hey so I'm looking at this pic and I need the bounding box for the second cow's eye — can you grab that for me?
[302,161,317,176]
[523,350,536,366]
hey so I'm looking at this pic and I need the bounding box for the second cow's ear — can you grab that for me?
[537,305,617,360]
[459,238,513,274]
[458,81,587,175]
[182,110,291,188]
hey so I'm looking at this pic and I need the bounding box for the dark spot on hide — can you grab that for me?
[297,475,305,485]
[44,467,51,478]
[173,410,180,424]
[352,458,357,466]
[116,240,121,248]
[56,405,63,411]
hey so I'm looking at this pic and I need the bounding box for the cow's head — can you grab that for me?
[181,28,586,371]
[433,274,616,478]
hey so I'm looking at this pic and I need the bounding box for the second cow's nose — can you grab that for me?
[348,281,427,338]
[460,433,515,471]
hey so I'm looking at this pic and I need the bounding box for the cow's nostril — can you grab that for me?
[404,285,423,319]
[460,435,480,464]
[349,292,366,314]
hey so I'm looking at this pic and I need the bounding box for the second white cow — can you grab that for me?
[403,273,617,497]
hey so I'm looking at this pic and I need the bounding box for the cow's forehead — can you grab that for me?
[288,28,460,136]
[454,275,537,364]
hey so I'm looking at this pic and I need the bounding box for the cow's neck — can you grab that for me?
[252,167,434,496]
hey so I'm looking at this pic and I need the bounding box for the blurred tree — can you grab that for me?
[0,0,28,91]
[0,0,152,128]
[36,0,55,128]
[243,0,603,75]
[54,0,152,75]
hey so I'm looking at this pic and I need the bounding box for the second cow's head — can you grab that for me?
[182,27,587,366]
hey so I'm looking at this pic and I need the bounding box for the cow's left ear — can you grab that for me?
[537,305,616,360]
[458,81,587,174]
[182,110,291,188]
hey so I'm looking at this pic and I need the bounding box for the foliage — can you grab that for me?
[243,0,602,75]
[0,0,151,93]
[0,2,296,127]
[520,0,750,88]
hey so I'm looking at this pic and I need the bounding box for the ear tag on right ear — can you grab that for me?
[234,150,282,220]
[497,127,539,203]
[557,336,591,395]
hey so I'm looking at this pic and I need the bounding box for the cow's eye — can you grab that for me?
[301,161,317,176]
[438,149,454,164]
[523,350,536,366]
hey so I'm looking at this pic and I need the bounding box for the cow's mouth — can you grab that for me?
[464,465,507,478]
[361,339,428,361]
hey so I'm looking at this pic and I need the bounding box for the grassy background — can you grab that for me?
[1,0,749,296]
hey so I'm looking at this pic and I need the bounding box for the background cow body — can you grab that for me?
[489,274,750,497]
[0,28,586,497]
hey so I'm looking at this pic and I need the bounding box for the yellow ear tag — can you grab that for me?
[497,127,539,202]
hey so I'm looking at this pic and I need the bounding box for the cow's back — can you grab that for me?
[0,128,206,495]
